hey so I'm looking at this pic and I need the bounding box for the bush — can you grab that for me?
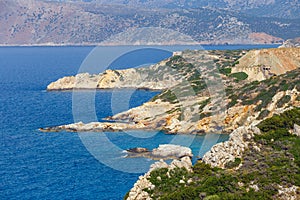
[257,109,270,120]
[229,72,248,81]
[279,80,289,91]
[277,95,291,108]
[203,195,220,200]
[225,158,241,169]
[257,108,300,133]
[219,67,232,76]
[228,94,238,108]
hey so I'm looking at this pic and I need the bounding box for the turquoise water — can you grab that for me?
[0,45,278,199]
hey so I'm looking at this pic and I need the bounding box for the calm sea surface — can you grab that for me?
[0,44,278,199]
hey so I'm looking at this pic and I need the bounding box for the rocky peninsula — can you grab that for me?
[43,48,300,135]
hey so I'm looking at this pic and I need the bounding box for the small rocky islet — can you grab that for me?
[42,47,300,199]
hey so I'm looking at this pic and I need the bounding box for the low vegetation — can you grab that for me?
[145,108,300,199]
[229,72,248,82]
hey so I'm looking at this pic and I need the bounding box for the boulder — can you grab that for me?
[292,124,300,137]
[151,144,193,159]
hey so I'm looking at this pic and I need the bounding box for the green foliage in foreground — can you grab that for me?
[145,108,300,199]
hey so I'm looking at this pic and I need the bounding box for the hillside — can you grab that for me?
[42,0,300,19]
[232,48,300,81]
[280,37,300,48]
[1,0,299,45]
[126,108,300,199]
[42,48,300,134]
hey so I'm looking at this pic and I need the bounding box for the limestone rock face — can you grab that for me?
[202,126,261,168]
[47,61,182,91]
[232,48,300,81]
[292,124,300,137]
[39,121,147,132]
[125,144,193,161]
[151,144,193,159]
[47,76,76,90]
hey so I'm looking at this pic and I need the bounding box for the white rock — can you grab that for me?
[151,144,193,159]
[292,124,300,137]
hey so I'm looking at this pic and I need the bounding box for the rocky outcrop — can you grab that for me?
[232,48,300,81]
[126,155,193,200]
[276,185,300,200]
[279,38,300,48]
[47,66,180,91]
[40,89,299,134]
[202,126,261,168]
[126,144,193,160]
[39,121,149,132]
[291,124,300,137]
[151,144,192,159]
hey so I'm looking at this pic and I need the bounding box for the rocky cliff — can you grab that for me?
[47,60,182,90]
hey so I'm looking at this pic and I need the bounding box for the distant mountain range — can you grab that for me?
[41,0,300,19]
[0,0,299,45]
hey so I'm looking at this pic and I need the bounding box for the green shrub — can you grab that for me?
[279,80,289,91]
[229,72,248,81]
[277,95,291,108]
[203,195,220,200]
[257,109,271,120]
[225,158,241,169]
[228,94,238,108]
[257,108,300,133]
[219,67,232,76]
[193,161,213,176]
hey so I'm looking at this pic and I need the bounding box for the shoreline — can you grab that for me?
[0,43,282,48]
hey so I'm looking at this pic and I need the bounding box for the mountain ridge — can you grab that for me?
[1,0,299,45]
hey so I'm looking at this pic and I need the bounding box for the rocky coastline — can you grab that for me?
[125,109,300,199]
[41,48,300,199]
[125,154,193,200]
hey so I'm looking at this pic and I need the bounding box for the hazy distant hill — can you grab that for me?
[45,0,300,19]
[0,0,299,45]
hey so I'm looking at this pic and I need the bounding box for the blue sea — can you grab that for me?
[0,44,279,199]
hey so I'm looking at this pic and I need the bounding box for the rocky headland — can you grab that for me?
[44,48,300,135]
